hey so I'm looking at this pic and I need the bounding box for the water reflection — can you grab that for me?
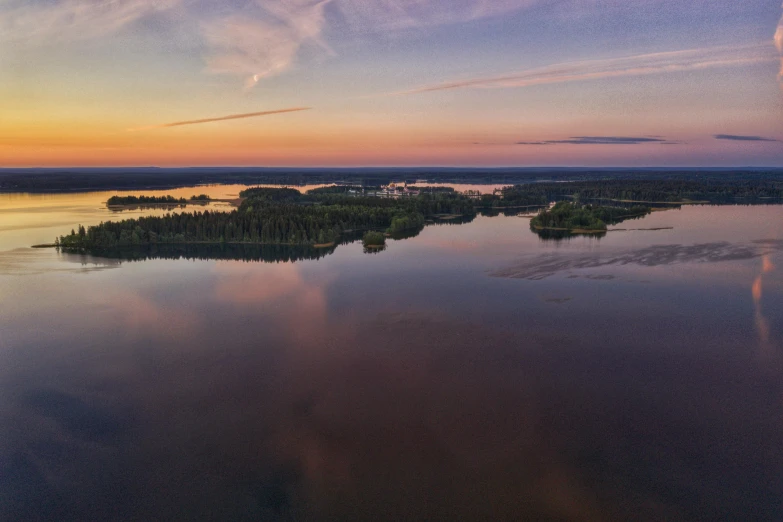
[753,254,777,354]
[1,205,783,520]
[61,243,340,263]
[491,240,783,280]
[531,228,607,241]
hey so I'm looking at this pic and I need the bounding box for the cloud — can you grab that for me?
[0,0,180,44]
[776,4,783,86]
[713,134,779,142]
[2,0,538,88]
[387,43,776,96]
[517,136,668,145]
[334,0,535,31]
[6,1,776,92]
[778,9,783,54]
[202,0,334,89]
[203,0,537,88]
[127,107,311,131]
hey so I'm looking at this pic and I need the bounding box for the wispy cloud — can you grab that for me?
[1,0,538,88]
[202,0,334,89]
[335,0,535,31]
[5,1,778,93]
[776,3,783,86]
[203,0,537,88]
[0,0,180,44]
[714,134,779,142]
[127,107,311,131]
[517,136,669,145]
[386,43,776,96]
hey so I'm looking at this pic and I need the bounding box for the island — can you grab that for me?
[57,187,476,253]
[530,202,652,235]
[106,194,211,209]
[362,231,386,248]
[56,177,771,254]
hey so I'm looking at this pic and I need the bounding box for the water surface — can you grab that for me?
[0,192,781,521]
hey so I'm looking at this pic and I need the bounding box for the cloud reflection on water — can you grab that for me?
[491,240,783,280]
[753,254,776,354]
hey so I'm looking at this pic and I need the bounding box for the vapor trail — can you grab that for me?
[776,3,783,86]
[128,107,311,131]
[382,43,775,96]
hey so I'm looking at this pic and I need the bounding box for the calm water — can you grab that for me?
[0,189,782,520]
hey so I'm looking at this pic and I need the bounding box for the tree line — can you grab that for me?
[480,179,783,208]
[107,194,211,205]
[55,178,781,254]
[5,167,783,193]
[58,189,477,252]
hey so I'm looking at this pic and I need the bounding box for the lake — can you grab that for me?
[0,188,781,520]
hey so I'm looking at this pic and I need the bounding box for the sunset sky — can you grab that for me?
[1,0,782,167]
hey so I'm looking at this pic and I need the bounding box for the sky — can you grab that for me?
[1,0,782,167]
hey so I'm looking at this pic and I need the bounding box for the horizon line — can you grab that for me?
[2,165,783,170]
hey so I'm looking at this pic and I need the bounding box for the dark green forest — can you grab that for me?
[55,177,783,255]
[480,179,783,208]
[362,231,386,247]
[107,195,186,205]
[59,188,476,252]
[107,194,211,206]
[530,202,651,232]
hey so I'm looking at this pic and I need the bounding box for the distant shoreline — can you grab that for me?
[2,168,783,194]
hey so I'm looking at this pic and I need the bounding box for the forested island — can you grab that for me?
[362,231,386,248]
[58,187,474,253]
[49,176,782,256]
[107,194,211,207]
[530,202,651,235]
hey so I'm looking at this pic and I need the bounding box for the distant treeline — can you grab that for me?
[304,185,382,194]
[107,194,210,206]
[530,202,651,232]
[406,186,456,193]
[58,188,476,251]
[108,195,185,205]
[302,185,456,194]
[480,179,783,208]
[4,167,783,193]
